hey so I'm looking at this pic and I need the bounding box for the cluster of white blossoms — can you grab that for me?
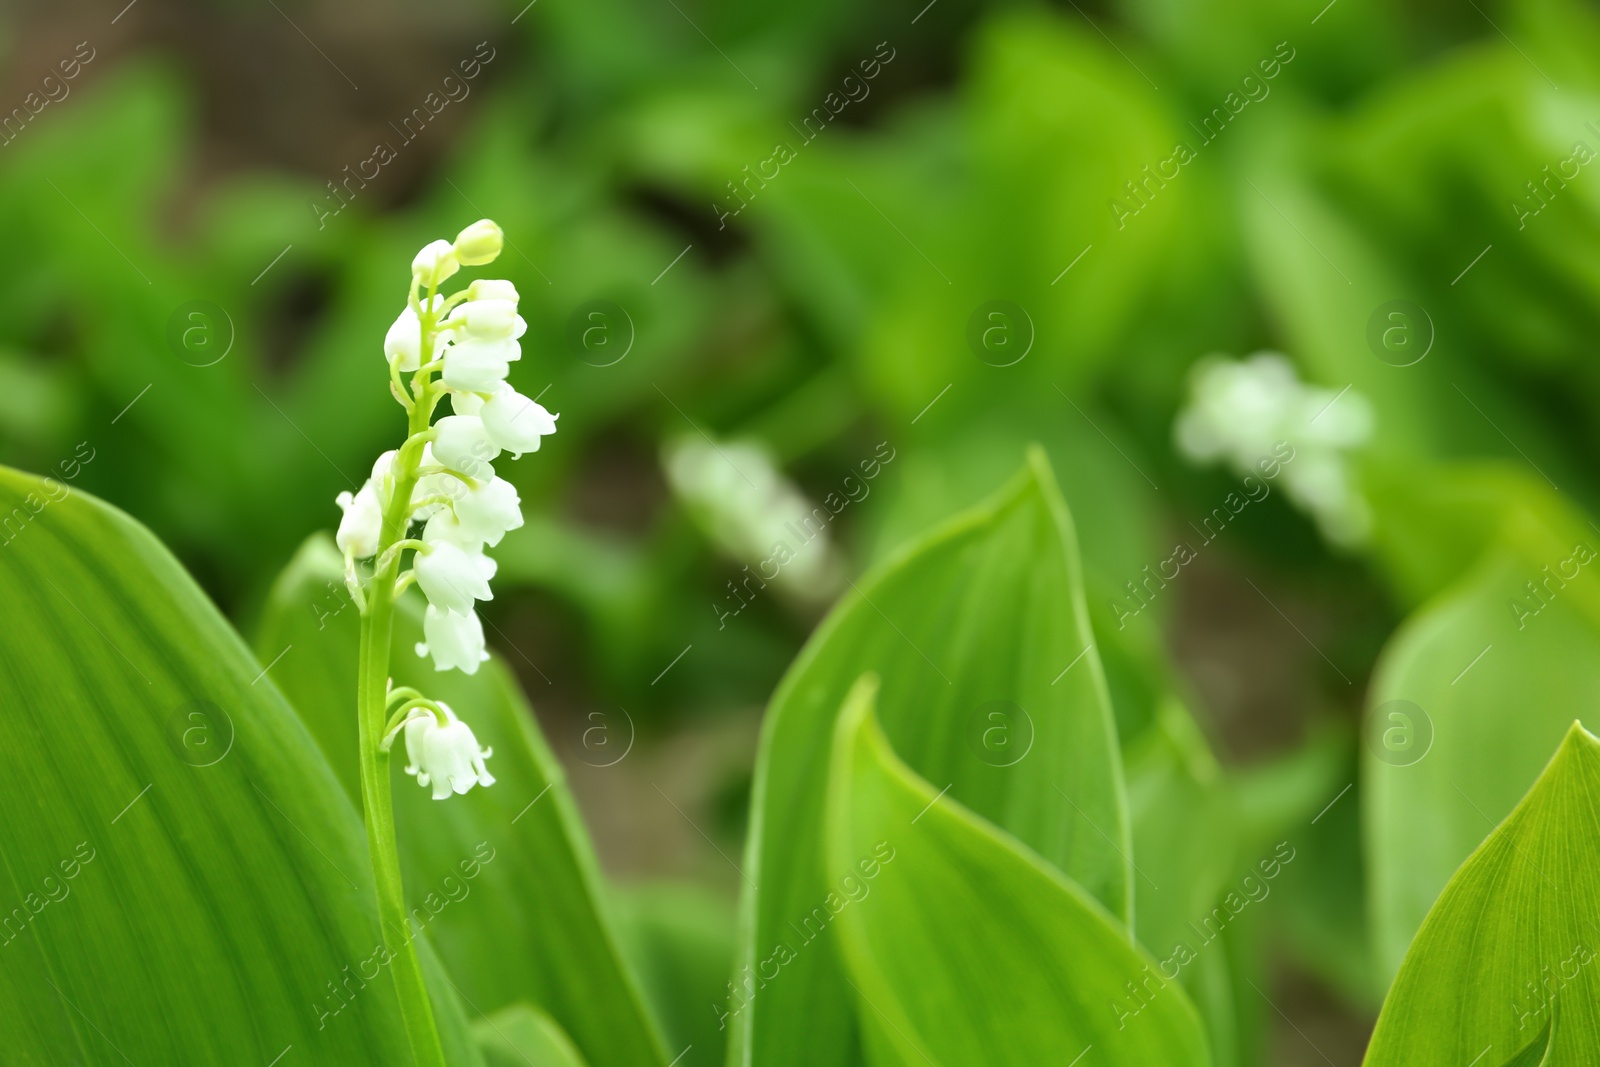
[335,219,557,798]
[1174,352,1374,545]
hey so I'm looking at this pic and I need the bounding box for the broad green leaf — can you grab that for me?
[475,1003,589,1067]
[1126,701,1233,961]
[1366,461,1600,613]
[1124,701,1240,1066]
[1240,145,1567,481]
[731,451,1130,1067]
[824,678,1211,1066]
[1363,723,1600,1065]
[256,535,667,1067]
[0,466,479,1064]
[611,883,736,1067]
[1498,1017,1553,1067]
[1364,545,1600,977]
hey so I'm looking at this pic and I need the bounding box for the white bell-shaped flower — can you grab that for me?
[481,383,558,457]
[335,482,383,559]
[449,299,526,341]
[369,449,398,508]
[467,279,518,304]
[415,604,490,673]
[403,703,495,799]
[415,534,497,612]
[453,476,523,547]
[382,297,447,372]
[412,239,459,285]
[410,444,456,521]
[451,391,486,417]
[432,415,502,478]
[442,335,519,393]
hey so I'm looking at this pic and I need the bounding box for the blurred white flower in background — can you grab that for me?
[664,437,844,605]
[1174,352,1375,545]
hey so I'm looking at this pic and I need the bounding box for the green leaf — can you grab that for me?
[611,883,736,1067]
[1124,700,1241,1065]
[1498,1016,1553,1067]
[256,535,667,1067]
[0,466,479,1064]
[475,1003,589,1067]
[824,677,1211,1066]
[1366,462,1600,613]
[1363,723,1600,1065]
[732,450,1130,1066]
[1363,545,1600,976]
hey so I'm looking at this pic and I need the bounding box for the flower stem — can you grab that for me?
[356,586,447,1067]
[351,282,448,1067]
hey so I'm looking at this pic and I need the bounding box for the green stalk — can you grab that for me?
[354,284,448,1067]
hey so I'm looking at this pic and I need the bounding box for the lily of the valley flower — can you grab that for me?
[480,383,558,457]
[448,477,523,547]
[383,296,448,372]
[412,239,459,285]
[402,702,495,799]
[431,414,502,476]
[336,483,382,559]
[416,605,489,674]
[337,219,561,810]
[1174,352,1374,545]
[414,536,496,613]
[448,298,526,341]
[442,335,519,393]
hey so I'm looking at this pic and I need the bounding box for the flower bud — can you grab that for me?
[412,239,459,285]
[453,219,503,266]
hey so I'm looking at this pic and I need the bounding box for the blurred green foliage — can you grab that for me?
[8,0,1600,1054]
